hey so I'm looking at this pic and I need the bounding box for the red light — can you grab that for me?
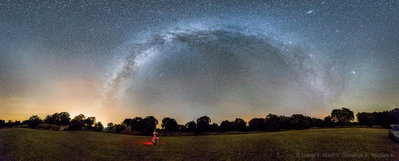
[137,141,153,145]
[136,141,166,145]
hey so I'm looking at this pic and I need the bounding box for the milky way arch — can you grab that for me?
[105,25,346,119]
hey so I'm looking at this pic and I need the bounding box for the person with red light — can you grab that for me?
[151,130,159,146]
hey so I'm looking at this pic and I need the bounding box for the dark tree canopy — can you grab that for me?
[323,116,333,127]
[141,116,158,135]
[94,122,104,132]
[106,122,114,132]
[58,112,71,126]
[27,115,42,128]
[44,114,56,125]
[68,114,85,130]
[107,122,114,128]
[196,116,211,133]
[161,117,178,131]
[311,118,324,127]
[331,107,354,125]
[290,114,311,129]
[84,117,96,128]
[220,120,232,132]
[248,118,265,131]
[122,118,133,126]
[130,117,143,131]
[178,124,187,132]
[0,120,5,128]
[113,124,126,133]
[44,112,71,126]
[372,109,398,128]
[279,116,292,129]
[233,118,246,131]
[357,112,375,127]
[185,121,197,132]
[209,123,219,132]
[9,107,399,135]
[265,114,281,131]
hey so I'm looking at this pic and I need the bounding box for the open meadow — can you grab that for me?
[0,128,398,161]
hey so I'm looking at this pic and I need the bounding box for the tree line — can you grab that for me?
[357,108,399,128]
[1,107,398,135]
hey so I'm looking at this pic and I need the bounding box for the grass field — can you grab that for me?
[0,128,398,161]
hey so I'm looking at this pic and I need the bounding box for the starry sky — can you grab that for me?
[1,0,398,124]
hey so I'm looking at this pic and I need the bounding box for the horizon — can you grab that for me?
[1,1,399,125]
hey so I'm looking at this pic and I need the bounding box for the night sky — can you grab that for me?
[1,0,398,124]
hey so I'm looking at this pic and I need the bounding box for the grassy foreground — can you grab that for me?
[0,128,398,161]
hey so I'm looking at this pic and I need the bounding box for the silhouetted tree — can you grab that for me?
[209,123,219,132]
[290,114,311,129]
[331,107,354,126]
[6,120,20,127]
[392,108,399,125]
[58,112,71,126]
[0,120,5,128]
[196,116,211,133]
[357,112,375,127]
[27,115,42,128]
[106,122,114,132]
[178,124,187,132]
[6,120,12,128]
[44,112,70,126]
[233,118,246,131]
[141,116,158,135]
[219,120,232,132]
[68,114,85,130]
[84,117,96,129]
[161,117,178,131]
[265,114,281,131]
[311,118,324,127]
[94,122,104,132]
[44,114,56,125]
[280,116,293,129]
[130,117,143,131]
[323,116,333,127]
[373,110,398,128]
[248,118,265,131]
[113,124,126,133]
[122,118,133,126]
[186,121,197,132]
